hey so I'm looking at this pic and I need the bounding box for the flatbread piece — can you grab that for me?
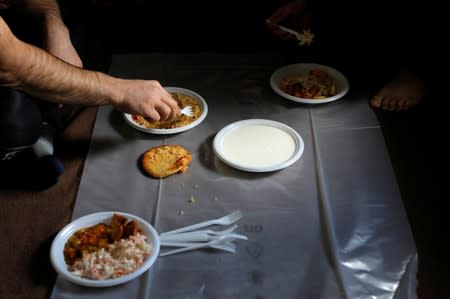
[141,145,192,178]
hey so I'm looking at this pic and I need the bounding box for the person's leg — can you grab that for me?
[0,88,42,156]
[32,0,111,132]
[368,0,427,112]
[3,3,84,133]
[0,88,64,190]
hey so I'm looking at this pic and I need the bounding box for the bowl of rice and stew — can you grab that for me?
[270,63,350,104]
[50,211,160,287]
[123,86,208,134]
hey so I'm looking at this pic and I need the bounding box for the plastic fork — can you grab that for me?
[276,24,314,46]
[160,241,237,253]
[278,25,301,37]
[160,232,248,244]
[159,225,239,242]
[160,210,243,236]
[180,106,193,117]
[159,235,238,256]
[265,19,300,39]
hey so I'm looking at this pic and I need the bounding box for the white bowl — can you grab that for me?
[50,211,160,287]
[270,63,350,104]
[123,86,208,134]
[213,119,304,172]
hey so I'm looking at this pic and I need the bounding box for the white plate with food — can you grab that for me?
[213,119,304,172]
[50,211,160,287]
[270,63,349,104]
[123,87,208,134]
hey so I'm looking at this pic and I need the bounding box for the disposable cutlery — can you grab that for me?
[159,225,239,242]
[159,235,239,256]
[266,19,314,46]
[180,106,193,117]
[160,232,247,243]
[160,210,243,236]
[160,241,237,253]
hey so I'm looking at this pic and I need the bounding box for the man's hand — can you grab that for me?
[115,79,181,122]
[266,0,312,42]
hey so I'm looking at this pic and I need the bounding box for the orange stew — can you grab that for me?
[63,214,143,265]
[63,223,112,265]
[279,69,336,99]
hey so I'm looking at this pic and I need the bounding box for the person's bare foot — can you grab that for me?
[370,71,425,111]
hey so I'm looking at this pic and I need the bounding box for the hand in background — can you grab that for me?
[266,0,312,42]
[0,0,11,10]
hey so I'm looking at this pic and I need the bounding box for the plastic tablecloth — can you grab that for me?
[50,53,417,299]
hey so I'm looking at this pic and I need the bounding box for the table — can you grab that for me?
[50,52,417,299]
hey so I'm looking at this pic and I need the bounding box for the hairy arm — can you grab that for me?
[0,16,180,120]
[0,16,117,104]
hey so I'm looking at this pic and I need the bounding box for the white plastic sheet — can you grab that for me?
[51,53,417,299]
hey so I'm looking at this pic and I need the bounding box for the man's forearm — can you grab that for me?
[13,42,121,106]
[1,13,180,121]
[0,17,121,106]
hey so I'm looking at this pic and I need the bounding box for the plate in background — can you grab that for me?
[270,63,349,104]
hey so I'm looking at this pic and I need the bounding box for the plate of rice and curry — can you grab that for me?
[50,211,160,287]
[270,63,350,104]
[123,87,208,134]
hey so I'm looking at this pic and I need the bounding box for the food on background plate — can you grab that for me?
[63,213,152,280]
[279,69,336,99]
[132,92,202,129]
[141,144,192,178]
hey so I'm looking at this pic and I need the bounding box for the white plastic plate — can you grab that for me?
[123,87,208,134]
[270,63,349,104]
[50,211,160,287]
[213,119,304,172]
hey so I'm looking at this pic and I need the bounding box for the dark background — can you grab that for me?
[1,1,449,298]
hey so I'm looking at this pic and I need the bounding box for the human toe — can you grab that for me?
[380,96,394,111]
[395,98,409,111]
[370,95,383,108]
